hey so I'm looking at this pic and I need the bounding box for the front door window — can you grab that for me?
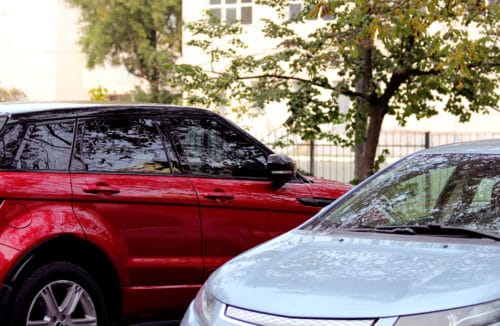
[168,117,268,178]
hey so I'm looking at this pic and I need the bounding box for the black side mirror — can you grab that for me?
[267,154,296,187]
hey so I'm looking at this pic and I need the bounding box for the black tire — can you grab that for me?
[10,261,110,326]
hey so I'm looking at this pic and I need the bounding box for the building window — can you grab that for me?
[288,0,332,20]
[209,0,253,24]
[289,0,302,20]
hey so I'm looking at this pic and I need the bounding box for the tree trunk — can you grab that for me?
[353,79,367,183]
[353,137,365,183]
[149,75,161,103]
[353,34,372,183]
[361,105,386,179]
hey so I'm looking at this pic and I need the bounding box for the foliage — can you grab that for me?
[0,86,26,101]
[130,86,181,104]
[66,0,182,103]
[174,0,500,181]
[88,86,109,101]
[373,149,390,176]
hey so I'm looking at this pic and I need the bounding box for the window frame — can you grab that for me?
[164,113,272,180]
[287,0,333,21]
[208,0,253,25]
[288,0,303,20]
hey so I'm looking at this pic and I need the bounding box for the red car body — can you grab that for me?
[0,103,351,325]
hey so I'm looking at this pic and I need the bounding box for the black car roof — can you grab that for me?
[0,102,106,115]
[0,102,271,152]
[0,102,219,121]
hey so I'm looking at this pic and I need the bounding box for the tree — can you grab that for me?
[0,85,26,101]
[66,0,182,103]
[89,86,111,101]
[175,0,500,182]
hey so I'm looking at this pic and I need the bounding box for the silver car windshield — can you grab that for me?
[304,153,500,235]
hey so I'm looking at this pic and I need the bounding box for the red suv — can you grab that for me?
[0,102,351,325]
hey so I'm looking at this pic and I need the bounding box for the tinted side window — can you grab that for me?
[0,123,26,168]
[168,118,268,178]
[0,122,74,170]
[73,117,171,173]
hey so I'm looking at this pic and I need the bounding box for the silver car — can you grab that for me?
[182,139,500,326]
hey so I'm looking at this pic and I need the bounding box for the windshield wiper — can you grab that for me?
[348,226,417,235]
[407,224,500,241]
[348,224,500,241]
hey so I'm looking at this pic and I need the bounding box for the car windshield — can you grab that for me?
[303,153,500,235]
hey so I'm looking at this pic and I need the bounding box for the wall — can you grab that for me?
[0,0,137,101]
[181,0,500,136]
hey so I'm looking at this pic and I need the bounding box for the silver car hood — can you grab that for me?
[207,231,500,318]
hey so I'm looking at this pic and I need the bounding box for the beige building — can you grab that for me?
[181,0,500,135]
[0,0,137,101]
[0,0,497,134]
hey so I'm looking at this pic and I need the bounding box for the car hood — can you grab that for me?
[207,231,500,318]
[304,177,353,203]
[307,177,353,189]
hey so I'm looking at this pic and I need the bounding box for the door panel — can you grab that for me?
[191,177,317,278]
[0,120,77,247]
[70,115,203,290]
[71,174,202,286]
[165,115,318,278]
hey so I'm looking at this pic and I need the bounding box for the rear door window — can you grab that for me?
[0,121,75,171]
[72,116,171,173]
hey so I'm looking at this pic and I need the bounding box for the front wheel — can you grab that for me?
[10,261,109,326]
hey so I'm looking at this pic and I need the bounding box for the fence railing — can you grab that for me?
[259,130,500,183]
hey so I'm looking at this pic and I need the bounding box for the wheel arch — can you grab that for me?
[3,234,122,323]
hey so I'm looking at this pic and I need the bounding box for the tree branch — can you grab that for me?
[341,89,369,100]
[206,71,337,90]
[379,67,442,105]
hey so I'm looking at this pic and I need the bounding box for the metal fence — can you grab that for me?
[259,130,500,183]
